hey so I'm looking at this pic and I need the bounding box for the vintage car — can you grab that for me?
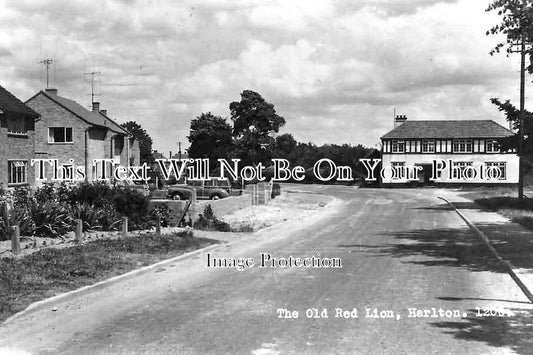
[166,178,231,200]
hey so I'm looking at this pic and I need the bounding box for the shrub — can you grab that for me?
[12,186,32,210]
[29,200,73,238]
[150,204,171,227]
[112,187,150,229]
[68,182,115,206]
[70,202,120,232]
[194,205,231,232]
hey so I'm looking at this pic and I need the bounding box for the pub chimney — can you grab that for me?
[394,114,407,128]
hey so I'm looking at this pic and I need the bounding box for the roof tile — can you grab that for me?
[381,120,514,139]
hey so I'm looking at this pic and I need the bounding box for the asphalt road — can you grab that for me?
[1,186,532,355]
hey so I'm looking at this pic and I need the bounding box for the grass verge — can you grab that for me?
[460,186,533,231]
[0,231,218,323]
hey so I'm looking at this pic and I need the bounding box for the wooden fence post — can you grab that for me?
[156,215,161,236]
[75,219,83,243]
[11,226,20,255]
[122,216,128,236]
[1,202,10,232]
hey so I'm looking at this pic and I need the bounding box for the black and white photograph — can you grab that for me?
[0,0,533,354]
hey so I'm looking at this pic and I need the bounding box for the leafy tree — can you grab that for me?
[230,90,286,165]
[121,121,154,164]
[486,1,533,72]
[187,112,234,168]
[490,98,533,158]
[272,133,298,160]
[487,1,533,197]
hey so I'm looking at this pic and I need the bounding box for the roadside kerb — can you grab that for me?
[438,196,533,303]
[2,241,223,325]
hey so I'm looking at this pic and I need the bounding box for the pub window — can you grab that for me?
[452,161,473,179]
[485,162,506,180]
[391,162,405,179]
[452,139,473,153]
[8,160,27,185]
[486,140,500,153]
[422,139,435,153]
[48,127,73,143]
[391,140,405,153]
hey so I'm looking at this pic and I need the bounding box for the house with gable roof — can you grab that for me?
[26,88,140,183]
[380,115,518,185]
[0,84,40,187]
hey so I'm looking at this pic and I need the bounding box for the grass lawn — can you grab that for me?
[459,186,533,231]
[0,231,218,323]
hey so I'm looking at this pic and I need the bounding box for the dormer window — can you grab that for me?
[422,139,435,153]
[486,140,500,153]
[7,116,27,136]
[452,139,472,153]
[391,140,405,153]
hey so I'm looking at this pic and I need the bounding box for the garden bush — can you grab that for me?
[70,202,120,232]
[29,200,73,238]
[0,182,154,238]
[194,204,231,232]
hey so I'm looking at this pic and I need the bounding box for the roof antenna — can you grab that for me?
[39,58,54,89]
[393,107,396,128]
[84,71,102,107]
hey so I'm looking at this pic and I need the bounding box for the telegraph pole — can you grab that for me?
[510,35,528,201]
[519,39,526,201]
[39,59,54,89]
[84,71,102,105]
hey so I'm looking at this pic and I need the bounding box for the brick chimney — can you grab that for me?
[394,114,407,128]
[100,109,107,116]
[92,102,100,112]
[45,88,58,95]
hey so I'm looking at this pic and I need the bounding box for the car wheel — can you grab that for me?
[172,194,182,201]
[211,194,220,200]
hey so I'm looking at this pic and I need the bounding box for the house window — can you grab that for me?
[486,162,506,180]
[422,139,435,153]
[391,140,405,153]
[48,127,73,143]
[452,161,473,179]
[8,160,27,185]
[486,140,500,153]
[391,162,405,179]
[452,139,473,153]
[7,116,27,135]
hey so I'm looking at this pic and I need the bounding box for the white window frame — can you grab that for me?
[391,140,405,153]
[452,139,473,153]
[486,140,500,153]
[452,161,473,179]
[485,162,506,180]
[421,139,435,153]
[8,160,28,185]
[48,127,73,143]
[391,162,405,179]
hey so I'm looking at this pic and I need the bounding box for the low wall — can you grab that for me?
[196,194,251,219]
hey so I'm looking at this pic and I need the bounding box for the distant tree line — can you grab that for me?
[187,90,373,184]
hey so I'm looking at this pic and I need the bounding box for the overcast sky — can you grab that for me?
[0,0,526,154]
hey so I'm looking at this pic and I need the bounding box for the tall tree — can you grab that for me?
[121,121,154,164]
[487,1,533,198]
[486,0,533,71]
[230,90,286,165]
[272,133,298,161]
[187,112,234,168]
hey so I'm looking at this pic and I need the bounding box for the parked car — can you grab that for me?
[167,178,231,200]
[116,180,151,197]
